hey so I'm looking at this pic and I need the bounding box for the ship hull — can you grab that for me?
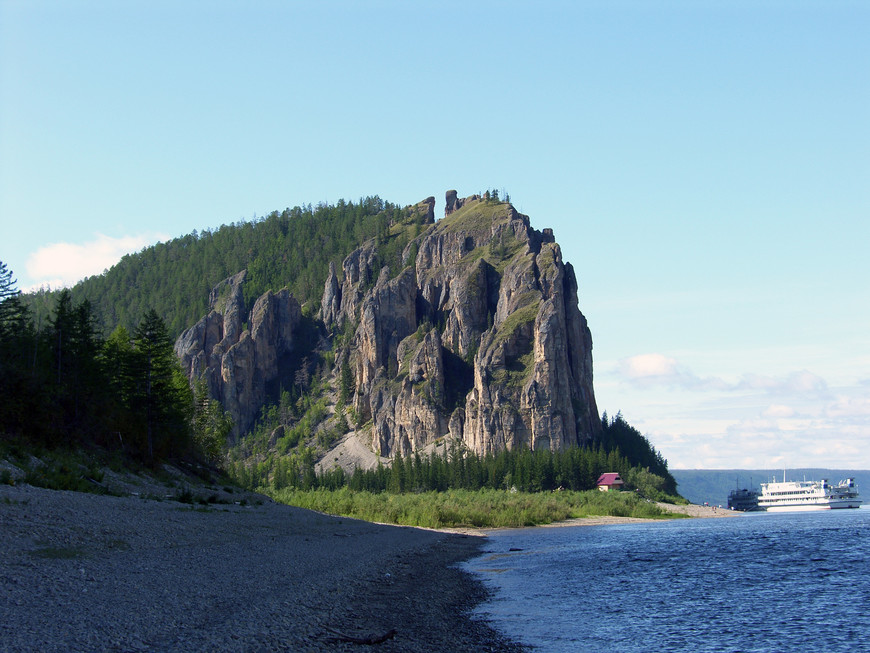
[763,501,861,512]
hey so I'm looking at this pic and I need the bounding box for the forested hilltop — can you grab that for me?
[21,197,412,340]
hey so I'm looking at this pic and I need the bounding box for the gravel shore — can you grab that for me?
[0,484,525,652]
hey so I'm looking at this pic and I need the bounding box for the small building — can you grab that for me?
[596,472,625,492]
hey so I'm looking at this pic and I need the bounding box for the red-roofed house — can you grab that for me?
[596,472,625,492]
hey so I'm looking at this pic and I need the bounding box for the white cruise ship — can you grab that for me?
[757,475,861,512]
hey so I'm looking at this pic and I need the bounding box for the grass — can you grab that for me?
[1,437,242,505]
[496,297,539,344]
[438,198,511,235]
[490,349,535,389]
[266,487,684,529]
[14,451,109,495]
[1,438,126,494]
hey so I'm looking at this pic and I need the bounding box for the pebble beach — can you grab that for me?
[0,484,524,652]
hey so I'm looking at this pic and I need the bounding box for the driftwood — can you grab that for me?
[325,627,398,645]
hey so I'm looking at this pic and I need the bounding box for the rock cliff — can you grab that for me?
[174,271,302,441]
[175,191,601,456]
[324,192,601,456]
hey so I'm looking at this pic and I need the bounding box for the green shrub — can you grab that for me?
[267,487,679,529]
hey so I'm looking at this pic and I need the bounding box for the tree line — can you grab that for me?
[20,196,421,341]
[1,261,229,464]
[228,414,677,500]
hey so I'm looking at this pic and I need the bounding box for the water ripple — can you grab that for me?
[466,508,870,652]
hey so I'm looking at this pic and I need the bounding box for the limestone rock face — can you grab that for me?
[320,262,342,329]
[326,191,601,457]
[174,270,247,396]
[337,240,380,329]
[368,328,449,456]
[250,288,302,380]
[175,191,601,456]
[175,272,302,441]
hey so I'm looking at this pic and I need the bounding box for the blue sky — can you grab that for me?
[2,1,868,469]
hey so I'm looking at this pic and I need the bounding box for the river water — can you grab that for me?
[465,507,870,652]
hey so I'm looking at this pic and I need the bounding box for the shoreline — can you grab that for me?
[0,480,736,652]
[535,500,741,528]
[0,483,525,652]
[436,500,741,535]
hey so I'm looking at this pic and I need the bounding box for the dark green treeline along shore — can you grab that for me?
[2,191,686,526]
[236,433,686,529]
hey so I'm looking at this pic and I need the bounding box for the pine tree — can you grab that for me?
[0,261,37,436]
[47,291,106,441]
[192,378,233,464]
[0,261,28,340]
[131,309,191,461]
[338,356,354,406]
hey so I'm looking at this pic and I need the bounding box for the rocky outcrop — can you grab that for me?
[174,270,247,390]
[175,273,301,441]
[369,328,449,455]
[320,262,342,329]
[354,266,417,395]
[445,190,460,215]
[175,190,601,457]
[327,191,601,457]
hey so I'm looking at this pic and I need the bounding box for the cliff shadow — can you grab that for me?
[263,313,322,407]
[442,347,474,414]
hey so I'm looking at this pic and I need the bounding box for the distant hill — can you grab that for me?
[672,469,870,506]
[20,196,402,340]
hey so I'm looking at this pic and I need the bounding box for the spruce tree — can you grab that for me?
[0,261,35,436]
[0,261,27,337]
[131,309,190,461]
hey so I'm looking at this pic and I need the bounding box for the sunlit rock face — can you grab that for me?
[176,191,601,455]
[328,192,601,456]
[175,271,301,441]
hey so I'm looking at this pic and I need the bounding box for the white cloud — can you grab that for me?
[825,394,870,419]
[620,353,679,379]
[736,370,828,396]
[614,356,870,468]
[762,404,795,418]
[652,397,870,469]
[618,353,829,398]
[618,353,728,391]
[25,232,167,290]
